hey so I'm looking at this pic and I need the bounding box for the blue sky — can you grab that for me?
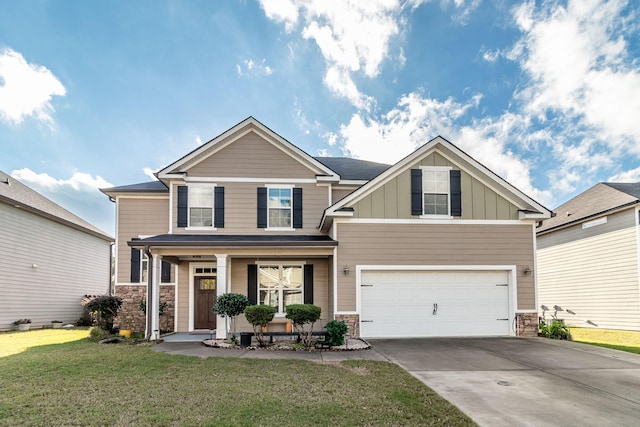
[1,0,639,236]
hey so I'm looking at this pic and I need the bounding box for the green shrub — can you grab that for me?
[89,326,111,342]
[213,293,250,337]
[325,320,349,346]
[286,304,321,348]
[244,305,276,347]
[539,320,571,340]
[85,295,122,333]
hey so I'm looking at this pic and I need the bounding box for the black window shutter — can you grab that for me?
[411,169,423,216]
[257,187,267,228]
[247,264,258,305]
[303,264,314,304]
[450,170,462,217]
[161,261,171,283]
[214,187,225,228]
[177,186,188,227]
[130,248,141,282]
[293,188,303,228]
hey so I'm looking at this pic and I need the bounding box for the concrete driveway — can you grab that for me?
[369,337,640,427]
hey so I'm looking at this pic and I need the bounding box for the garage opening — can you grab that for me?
[360,269,511,338]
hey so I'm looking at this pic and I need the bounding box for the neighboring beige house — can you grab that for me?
[101,116,551,340]
[537,182,640,331]
[0,170,113,330]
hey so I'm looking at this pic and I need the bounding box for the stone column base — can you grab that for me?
[515,312,538,337]
[335,314,360,338]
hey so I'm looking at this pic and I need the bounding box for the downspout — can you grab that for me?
[144,245,153,341]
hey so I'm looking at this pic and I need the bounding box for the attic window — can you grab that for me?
[582,217,607,229]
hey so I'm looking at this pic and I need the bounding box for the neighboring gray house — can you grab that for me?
[0,170,113,330]
[537,182,640,331]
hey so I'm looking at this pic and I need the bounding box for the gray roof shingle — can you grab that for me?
[537,182,640,233]
[101,180,168,194]
[313,157,390,180]
[0,170,113,241]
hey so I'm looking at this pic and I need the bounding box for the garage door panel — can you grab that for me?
[360,270,510,338]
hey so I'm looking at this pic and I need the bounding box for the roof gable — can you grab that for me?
[322,136,551,228]
[157,117,338,181]
[537,182,639,233]
[0,170,112,241]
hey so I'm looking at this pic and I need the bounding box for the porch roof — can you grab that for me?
[128,234,338,247]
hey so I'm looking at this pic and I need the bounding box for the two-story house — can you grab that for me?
[101,117,551,340]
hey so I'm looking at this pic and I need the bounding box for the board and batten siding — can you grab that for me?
[335,222,535,312]
[185,132,317,179]
[116,197,169,283]
[171,182,328,235]
[537,209,640,331]
[351,151,521,220]
[0,203,111,329]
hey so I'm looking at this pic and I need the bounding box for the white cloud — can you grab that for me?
[143,167,158,181]
[0,47,66,126]
[11,168,112,191]
[259,0,300,31]
[195,135,203,146]
[236,59,273,77]
[608,166,640,183]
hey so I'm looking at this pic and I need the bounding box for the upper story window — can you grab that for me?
[257,186,302,229]
[422,168,450,216]
[411,167,461,218]
[189,186,213,227]
[268,187,292,228]
[177,185,224,229]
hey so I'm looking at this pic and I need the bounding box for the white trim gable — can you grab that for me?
[157,117,340,182]
[320,136,551,229]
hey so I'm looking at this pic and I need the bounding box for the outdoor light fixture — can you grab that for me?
[343,265,350,275]
[31,264,38,269]
[523,266,532,275]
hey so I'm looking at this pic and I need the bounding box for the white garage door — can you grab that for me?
[360,270,511,338]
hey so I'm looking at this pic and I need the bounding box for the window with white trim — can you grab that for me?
[422,167,450,216]
[189,186,214,227]
[268,187,292,228]
[258,264,303,314]
[141,252,148,283]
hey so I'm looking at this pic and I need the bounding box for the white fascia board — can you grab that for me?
[338,179,367,186]
[518,211,549,220]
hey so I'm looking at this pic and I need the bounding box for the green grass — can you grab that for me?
[0,330,475,426]
[570,328,640,355]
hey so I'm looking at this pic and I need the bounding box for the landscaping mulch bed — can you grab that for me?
[201,337,371,351]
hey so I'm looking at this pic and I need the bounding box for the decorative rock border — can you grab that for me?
[201,338,370,351]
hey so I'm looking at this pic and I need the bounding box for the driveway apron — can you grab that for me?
[369,337,640,427]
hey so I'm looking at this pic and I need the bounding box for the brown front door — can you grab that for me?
[195,277,217,329]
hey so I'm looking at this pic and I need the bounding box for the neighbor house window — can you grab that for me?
[258,264,303,314]
[189,186,214,227]
[422,167,450,216]
[268,187,292,228]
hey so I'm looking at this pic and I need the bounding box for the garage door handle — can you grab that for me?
[433,303,438,315]
[497,318,508,321]
[361,320,374,323]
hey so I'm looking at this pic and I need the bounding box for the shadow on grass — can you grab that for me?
[574,341,640,355]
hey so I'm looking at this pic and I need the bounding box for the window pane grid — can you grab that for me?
[189,187,214,227]
[258,264,303,313]
[267,187,292,228]
[422,169,450,216]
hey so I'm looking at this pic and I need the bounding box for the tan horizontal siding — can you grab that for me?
[175,263,190,331]
[537,213,640,331]
[0,204,111,329]
[332,188,355,204]
[116,197,169,283]
[186,133,317,179]
[172,182,328,234]
[336,222,535,312]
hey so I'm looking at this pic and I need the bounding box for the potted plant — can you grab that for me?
[13,319,32,331]
[51,320,63,329]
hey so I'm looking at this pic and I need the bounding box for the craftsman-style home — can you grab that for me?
[101,117,551,340]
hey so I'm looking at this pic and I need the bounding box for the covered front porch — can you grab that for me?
[129,234,337,340]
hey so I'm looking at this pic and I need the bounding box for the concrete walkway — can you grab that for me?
[153,340,389,361]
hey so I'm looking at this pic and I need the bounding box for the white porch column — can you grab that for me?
[150,254,162,341]
[215,254,228,339]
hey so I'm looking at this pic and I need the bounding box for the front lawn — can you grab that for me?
[0,331,475,426]
[570,327,640,355]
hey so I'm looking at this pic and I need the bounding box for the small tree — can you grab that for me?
[286,304,321,348]
[213,293,250,338]
[244,305,276,347]
[85,295,122,333]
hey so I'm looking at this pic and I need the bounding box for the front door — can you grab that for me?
[195,277,217,329]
